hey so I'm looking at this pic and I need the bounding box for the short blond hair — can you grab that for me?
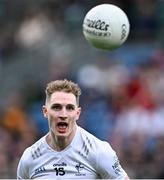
[45,79,81,106]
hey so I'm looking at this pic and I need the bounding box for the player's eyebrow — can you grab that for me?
[66,104,76,110]
[51,103,76,109]
[51,103,62,109]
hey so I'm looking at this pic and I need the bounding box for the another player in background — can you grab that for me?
[17,79,130,179]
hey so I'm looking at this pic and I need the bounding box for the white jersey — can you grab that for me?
[17,126,128,179]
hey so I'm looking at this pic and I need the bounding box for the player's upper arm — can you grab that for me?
[96,141,129,179]
[17,149,30,179]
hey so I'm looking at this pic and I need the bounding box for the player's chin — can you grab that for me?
[56,132,69,139]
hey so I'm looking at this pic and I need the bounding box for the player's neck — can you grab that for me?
[47,126,77,151]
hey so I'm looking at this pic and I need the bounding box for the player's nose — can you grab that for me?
[59,107,68,118]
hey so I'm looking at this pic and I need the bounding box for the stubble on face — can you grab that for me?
[43,91,81,151]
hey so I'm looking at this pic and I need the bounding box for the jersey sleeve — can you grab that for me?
[17,149,30,179]
[97,141,128,179]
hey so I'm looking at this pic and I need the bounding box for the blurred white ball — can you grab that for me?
[83,4,130,50]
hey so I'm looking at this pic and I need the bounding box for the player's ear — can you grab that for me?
[42,105,48,118]
[76,107,81,121]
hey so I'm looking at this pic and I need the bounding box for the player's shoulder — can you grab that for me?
[20,135,47,162]
[78,126,113,152]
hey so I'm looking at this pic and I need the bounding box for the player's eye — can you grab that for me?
[51,104,62,111]
[66,104,75,111]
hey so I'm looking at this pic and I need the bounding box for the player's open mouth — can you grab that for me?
[57,122,68,133]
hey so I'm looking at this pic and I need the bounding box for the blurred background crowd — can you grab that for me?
[0,0,164,178]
